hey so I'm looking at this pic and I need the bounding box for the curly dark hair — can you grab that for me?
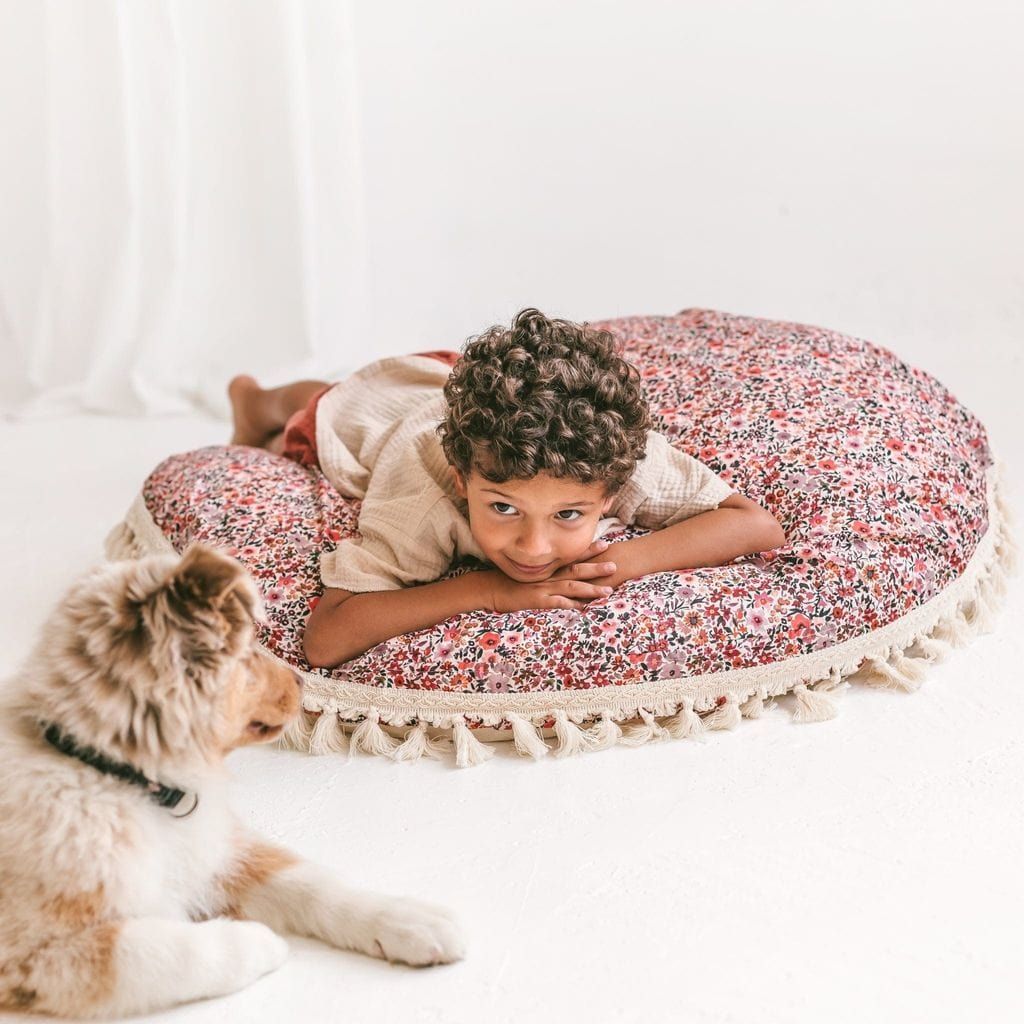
[437,308,652,492]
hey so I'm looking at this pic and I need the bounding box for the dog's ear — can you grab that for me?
[151,546,263,666]
[167,545,262,621]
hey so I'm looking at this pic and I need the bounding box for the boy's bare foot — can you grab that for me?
[228,375,277,447]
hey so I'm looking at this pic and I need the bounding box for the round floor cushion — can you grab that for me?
[107,308,1012,766]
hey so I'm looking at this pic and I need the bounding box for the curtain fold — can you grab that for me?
[0,0,366,418]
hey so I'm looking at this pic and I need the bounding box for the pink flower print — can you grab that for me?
[884,438,905,453]
[484,662,515,692]
[479,632,501,651]
[658,653,688,679]
[682,609,702,630]
[787,613,815,642]
[745,608,770,633]
[850,520,871,537]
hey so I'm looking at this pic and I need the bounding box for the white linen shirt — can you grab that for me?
[315,355,734,592]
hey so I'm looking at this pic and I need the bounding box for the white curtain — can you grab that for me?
[0,0,366,417]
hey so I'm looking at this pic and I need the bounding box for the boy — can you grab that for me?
[228,309,786,668]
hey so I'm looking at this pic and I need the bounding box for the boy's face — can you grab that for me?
[454,469,615,583]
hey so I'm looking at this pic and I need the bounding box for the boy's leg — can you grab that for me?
[228,377,328,448]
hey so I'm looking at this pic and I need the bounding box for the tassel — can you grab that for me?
[913,634,951,663]
[852,654,921,693]
[791,681,843,723]
[889,649,928,685]
[986,567,1008,601]
[392,721,429,762]
[553,710,589,758]
[703,693,742,731]
[104,521,141,560]
[584,713,623,751]
[450,717,495,768]
[392,721,451,762]
[309,710,350,756]
[664,697,707,740]
[350,710,401,757]
[932,611,972,647]
[620,708,669,747]
[739,686,769,719]
[278,708,317,752]
[999,535,1019,574]
[507,713,549,759]
[973,589,998,632]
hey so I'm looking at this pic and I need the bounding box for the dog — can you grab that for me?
[0,545,464,1018]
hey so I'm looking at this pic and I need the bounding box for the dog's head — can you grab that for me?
[24,545,302,778]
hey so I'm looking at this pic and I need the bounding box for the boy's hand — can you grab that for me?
[483,544,618,613]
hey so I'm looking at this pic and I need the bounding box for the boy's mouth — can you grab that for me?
[507,558,555,578]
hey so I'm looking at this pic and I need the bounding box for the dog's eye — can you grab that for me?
[247,720,282,739]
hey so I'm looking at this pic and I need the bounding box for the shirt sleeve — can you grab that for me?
[318,488,463,592]
[611,430,735,529]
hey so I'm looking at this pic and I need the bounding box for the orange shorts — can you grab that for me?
[280,350,461,468]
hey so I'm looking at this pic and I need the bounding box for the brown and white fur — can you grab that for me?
[0,546,464,1018]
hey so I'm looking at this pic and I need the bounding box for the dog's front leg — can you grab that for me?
[11,917,287,1019]
[220,840,465,967]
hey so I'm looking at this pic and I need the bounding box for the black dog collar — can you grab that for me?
[42,722,199,818]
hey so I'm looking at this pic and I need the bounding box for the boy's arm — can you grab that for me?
[572,492,785,588]
[303,541,616,669]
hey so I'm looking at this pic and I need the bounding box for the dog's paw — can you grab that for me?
[202,919,289,990]
[366,899,466,966]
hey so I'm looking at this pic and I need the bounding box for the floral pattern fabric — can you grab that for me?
[142,308,993,696]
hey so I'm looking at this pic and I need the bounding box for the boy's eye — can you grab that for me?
[555,510,583,521]
[491,502,518,516]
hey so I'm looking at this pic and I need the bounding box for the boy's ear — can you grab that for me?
[452,469,468,498]
[601,490,616,515]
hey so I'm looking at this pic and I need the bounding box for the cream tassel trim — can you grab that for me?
[308,710,350,756]
[739,686,769,719]
[852,651,923,693]
[702,692,742,731]
[553,710,589,757]
[507,713,550,759]
[791,681,846,723]
[393,721,451,762]
[664,697,707,740]
[585,713,623,751]
[350,710,401,757]
[104,520,145,560]
[450,717,495,768]
[912,635,951,663]
[931,610,972,648]
[620,708,670,747]
[278,708,317,752]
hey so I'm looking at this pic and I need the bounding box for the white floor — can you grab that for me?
[1,410,1022,1024]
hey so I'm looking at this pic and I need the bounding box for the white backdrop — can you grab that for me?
[0,0,366,416]
[1,0,1021,446]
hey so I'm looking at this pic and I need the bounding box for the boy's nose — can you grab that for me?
[516,528,550,558]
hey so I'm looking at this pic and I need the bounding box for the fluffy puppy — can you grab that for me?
[0,546,464,1018]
